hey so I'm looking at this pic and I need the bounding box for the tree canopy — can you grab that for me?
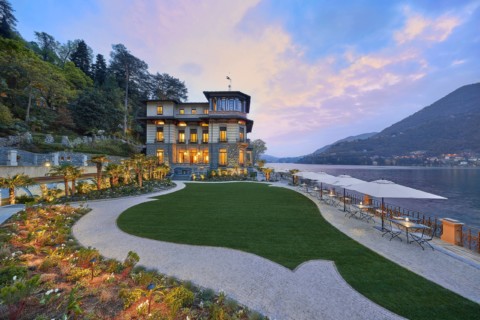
[0,1,190,141]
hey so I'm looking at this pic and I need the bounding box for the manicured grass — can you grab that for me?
[118,183,480,319]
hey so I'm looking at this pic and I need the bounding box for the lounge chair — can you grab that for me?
[409,225,436,250]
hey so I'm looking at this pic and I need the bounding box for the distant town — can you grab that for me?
[371,152,480,167]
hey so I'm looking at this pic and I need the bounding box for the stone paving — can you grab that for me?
[72,182,403,320]
[286,183,480,304]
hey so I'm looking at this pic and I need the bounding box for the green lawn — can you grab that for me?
[117,183,480,319]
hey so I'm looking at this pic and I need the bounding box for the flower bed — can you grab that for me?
[0,205,266,319]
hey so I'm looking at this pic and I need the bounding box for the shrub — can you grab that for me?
[164,286,194,316]
[66,267,91,282]
[0,266,28,286]
[118,287,144,309]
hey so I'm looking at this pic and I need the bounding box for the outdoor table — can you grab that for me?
[391,216,422,223]
[349,204,374,222]
[389,219,430,243]
[325,194,338,206]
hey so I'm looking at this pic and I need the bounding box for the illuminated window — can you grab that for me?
[203,150,209,163]
[219,127,227,142]
[190,129,198,143]
[191,108,197,114]
[239,127,245,142]
[178,151,185,163]
[202,129,209,143]
[156,127,164,142]
[179,109,185,115]
[219,148,227,166]
[156,149,164,164]
[178,130,185,143]
[157,105,163,115]
[203,109,209,114]
[239,149,245,165]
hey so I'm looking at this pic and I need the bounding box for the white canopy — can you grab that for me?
[346,179,447,199]
[330,175,365,187]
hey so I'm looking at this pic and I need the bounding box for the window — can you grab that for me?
[202,129,209,143]
[156,149,164,164]
[190,129,198,143]
[239,149,245,165]
[156,127,164,142]
[191,108,197,114]
[178,130,185,143]
[179,109,185,115]
[178,150,185,163]
[203,150,209,163]
[203,109,209,114]
[219,148,227,166]
[157,105,163,115]
[239,127,245,142]
[219,127,227,142]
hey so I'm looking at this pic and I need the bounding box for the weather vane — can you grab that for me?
[226,75,232,91]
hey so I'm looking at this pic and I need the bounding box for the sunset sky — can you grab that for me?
[13,0,480,157]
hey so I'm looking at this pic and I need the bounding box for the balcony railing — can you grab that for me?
[218,138,228,143]
[177,139,186,144]
[202,139,209,144]
[188,139,198,144]
[155,139,164,143]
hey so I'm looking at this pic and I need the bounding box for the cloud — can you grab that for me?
[394,7,461,44]
[451,59,466,66]
[71,0,476,156]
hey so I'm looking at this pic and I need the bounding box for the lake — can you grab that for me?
[269,163,480,230]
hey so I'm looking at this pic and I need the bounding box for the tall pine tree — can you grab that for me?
[70,40,91,76]
[92,53,107,86]
[0,0,17,39]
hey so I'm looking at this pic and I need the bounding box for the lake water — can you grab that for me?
[269,163,480,230]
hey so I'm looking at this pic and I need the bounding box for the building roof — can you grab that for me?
[203,91,251,113]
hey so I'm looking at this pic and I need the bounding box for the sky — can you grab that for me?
[13,0,480,157]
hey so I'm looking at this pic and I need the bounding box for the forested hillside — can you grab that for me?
[0,0,187,143]
[298,83,480,164]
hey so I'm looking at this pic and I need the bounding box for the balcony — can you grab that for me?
[177,139,186,144]
[201,139,209,144]
[155,139,164,143]
[218,139,228,143]
[188,139,198,144]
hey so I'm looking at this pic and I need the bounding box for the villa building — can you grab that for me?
[140,91,254,179]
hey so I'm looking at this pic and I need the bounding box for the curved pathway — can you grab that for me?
[73,182,402,320]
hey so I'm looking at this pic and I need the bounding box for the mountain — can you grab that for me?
[298,83,480,164]
[261,154,302,163]
[313,132,378,154]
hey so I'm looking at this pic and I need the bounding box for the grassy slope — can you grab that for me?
[117,183,480,319]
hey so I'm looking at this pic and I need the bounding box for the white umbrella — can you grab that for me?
[330,175,366,211]
[307,172,337,199]
[347,179,447,229]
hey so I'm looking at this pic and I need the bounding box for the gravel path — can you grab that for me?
[73,182,403,320]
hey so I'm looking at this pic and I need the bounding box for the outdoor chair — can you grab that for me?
[409,225,436,250]
[382,219,403,241]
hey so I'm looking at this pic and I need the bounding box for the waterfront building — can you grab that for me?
[140,91,254,179]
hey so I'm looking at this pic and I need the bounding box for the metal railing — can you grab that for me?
[299,179,480,254]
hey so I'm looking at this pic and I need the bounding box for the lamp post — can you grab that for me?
[147,282,155,314]
[90,257,97,280]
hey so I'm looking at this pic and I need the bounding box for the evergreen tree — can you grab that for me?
[151,72,188,102]
[109,44,148,136]
[33,31,59,63]
[0,0,17,39]
[92,54,107,86]
[70,40,92,76]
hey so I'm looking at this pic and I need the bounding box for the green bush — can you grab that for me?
[0,266,28,286]
[164,286,194,316]
[118,287,144,309]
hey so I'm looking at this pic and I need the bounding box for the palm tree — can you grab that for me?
[289,169,300,185]
[105,163,122,188]
[0,174,34,205]
[120,160,133,184]
[262,167,274,181]
[145,156,158,180]
[155,163,170,180]
[66,165,84,196]
[48,163,74,197]
[130,154,146,187]
[90,155,109,190]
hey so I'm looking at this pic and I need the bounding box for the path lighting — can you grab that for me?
[147,282,155,314]
[44,160,51,167]
[90,257,97,280]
